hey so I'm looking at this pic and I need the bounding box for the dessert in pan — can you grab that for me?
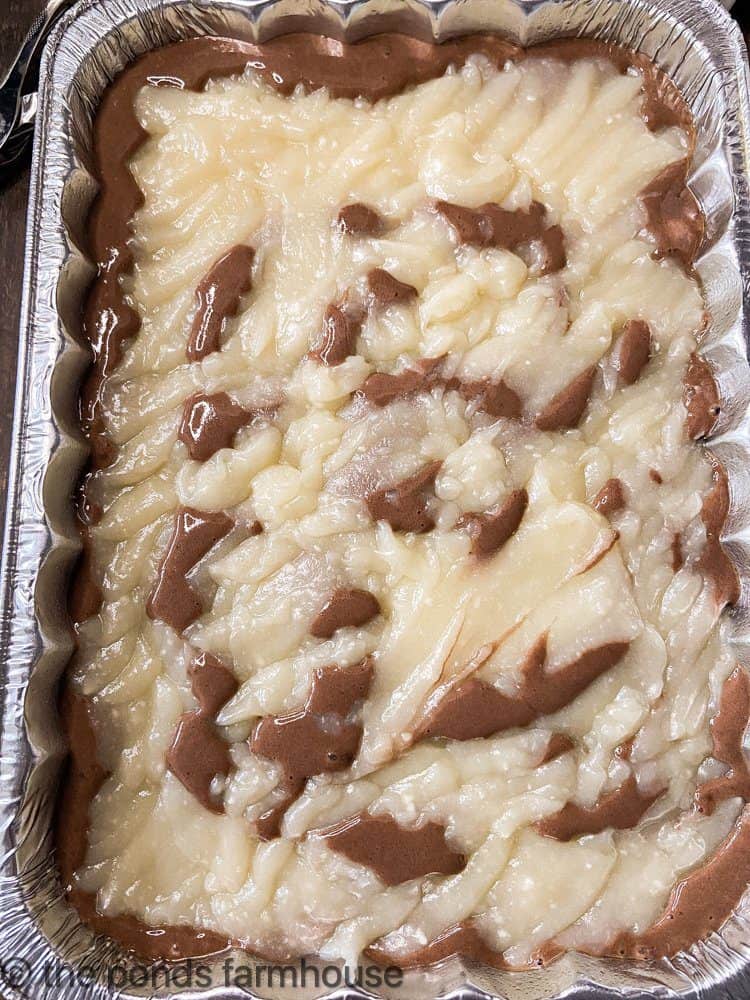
[58,31,745,969]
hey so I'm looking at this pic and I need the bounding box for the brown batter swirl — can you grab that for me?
[541,732,576,764]
[366,268,418,309]
[672,532,685,572]
[609,811,750,960]
[613,320,651,386]
[146,507,233,632]
[535,366,596,431]
[592,478,626,518]
[695,668,750,816]
[459,377,523,420]
[457,488,528,558]
[357,361,523,423]
[166,712,232,814]
[250,658,373,839]
[68,546,103,626]
[55,690,230,960]
[179,392,258,462]
[310,588,381,639]
[189,651,239,717]
[697,462,739,606]
[436,200,566,275]
[535,774,663,841]
[684,353,721,439]
[321,813,466,885]
[416,636,629,742]
[641,160,704,267]
[187,246,255,361]
[310,302,364,366]
[167,649,239,812]
[366,460,442,534]
[337,202,387,236]
[357,358,445,407]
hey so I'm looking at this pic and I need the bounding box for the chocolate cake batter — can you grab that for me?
[58,28,742,973]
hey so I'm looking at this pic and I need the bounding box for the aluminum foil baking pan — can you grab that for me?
[1,0,749,998]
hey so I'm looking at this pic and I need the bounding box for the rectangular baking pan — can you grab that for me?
[1,0,750,998]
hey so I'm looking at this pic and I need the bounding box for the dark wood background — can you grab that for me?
[0,0,45,537]
[0,3,747,545]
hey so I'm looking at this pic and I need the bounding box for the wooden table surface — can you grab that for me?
[0,0,46,539]
[0,3,747,547]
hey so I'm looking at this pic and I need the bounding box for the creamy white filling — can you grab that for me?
[71,51,736,966]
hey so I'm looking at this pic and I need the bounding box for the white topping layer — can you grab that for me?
[72,50,736,967]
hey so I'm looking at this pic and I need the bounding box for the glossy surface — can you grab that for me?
[0,1,748,995]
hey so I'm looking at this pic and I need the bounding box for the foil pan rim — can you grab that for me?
[1,1,749,998]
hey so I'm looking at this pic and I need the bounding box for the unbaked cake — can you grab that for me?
[58,32,745,971]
